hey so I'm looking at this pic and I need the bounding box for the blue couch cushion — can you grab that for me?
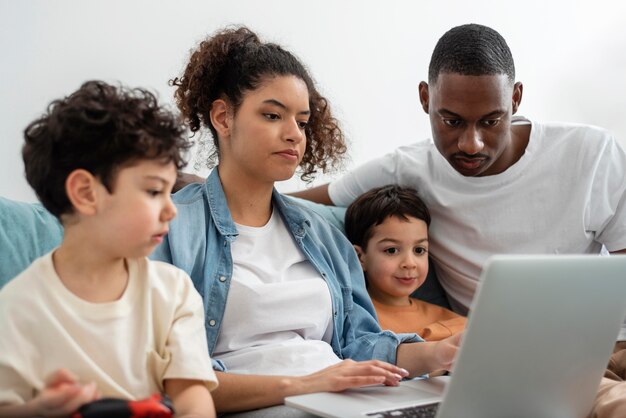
[0,195,451,309]
[0,197,63,288]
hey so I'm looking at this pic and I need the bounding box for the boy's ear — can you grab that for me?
[65,169,99,216]
[210,99,233,140]
[353,245,367,271]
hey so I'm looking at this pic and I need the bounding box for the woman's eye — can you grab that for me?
[298,120,309,129]
[147,190,162,197]
[384,248,399,255]
[263,113,280,121]
[414,247,428,255]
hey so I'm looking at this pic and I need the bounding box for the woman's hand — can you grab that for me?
[296,359,409,394]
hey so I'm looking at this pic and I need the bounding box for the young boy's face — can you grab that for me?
[356,215,429,304]
[94,159,177,258]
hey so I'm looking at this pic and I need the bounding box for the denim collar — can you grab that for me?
[204,169,311,240]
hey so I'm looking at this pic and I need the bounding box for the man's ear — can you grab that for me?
[512,82,523,114]
[353,245,367,271]
[65,169,98,216]
[418,81,430,114]
[210,99,232,140]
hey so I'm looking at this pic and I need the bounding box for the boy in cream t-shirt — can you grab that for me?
[345,185,466,341]
[0,81,217,418]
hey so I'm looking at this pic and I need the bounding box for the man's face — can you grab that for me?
[419,73,523,177]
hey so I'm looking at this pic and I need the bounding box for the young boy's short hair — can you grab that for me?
[345,185,431,249]
[22,80,192,219]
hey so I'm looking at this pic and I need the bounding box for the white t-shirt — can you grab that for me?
[213,210,340,376]
[0,253,218,404]
[330,119,626,332]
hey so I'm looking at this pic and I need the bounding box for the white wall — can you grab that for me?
[1,0,625,202]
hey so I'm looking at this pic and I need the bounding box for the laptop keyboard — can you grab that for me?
[365,402,439,418]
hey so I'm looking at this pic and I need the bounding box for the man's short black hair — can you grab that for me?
[345,185,431,250]
[22,80,192,219]
[428,23,515,84]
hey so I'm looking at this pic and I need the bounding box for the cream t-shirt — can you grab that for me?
[0,253,218,404]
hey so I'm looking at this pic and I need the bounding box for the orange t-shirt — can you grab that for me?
[589,349,626,418]
[371,297,466,341]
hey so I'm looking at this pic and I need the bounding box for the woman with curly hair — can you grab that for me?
[152,26,461,417]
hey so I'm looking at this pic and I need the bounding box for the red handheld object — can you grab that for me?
[72,393,174,418]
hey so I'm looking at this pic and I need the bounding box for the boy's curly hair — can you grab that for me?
[23,80,192,218]
[171,26,346,182]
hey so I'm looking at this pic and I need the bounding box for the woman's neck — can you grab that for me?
[218,165,274,227]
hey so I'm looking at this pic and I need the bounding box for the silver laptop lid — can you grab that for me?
[436,255,626,418]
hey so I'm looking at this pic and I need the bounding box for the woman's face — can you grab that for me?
[221,75,310,185]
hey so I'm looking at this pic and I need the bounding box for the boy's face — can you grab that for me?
[94,159,177,258]
[355,215,429,305]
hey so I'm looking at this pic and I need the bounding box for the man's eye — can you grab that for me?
[263,113,280,121]
[443,119,461,127]
[482,119,500,127]
[384,248,399,255]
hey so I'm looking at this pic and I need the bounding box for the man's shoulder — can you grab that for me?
[394,138,437,157]
[535,120,614,142]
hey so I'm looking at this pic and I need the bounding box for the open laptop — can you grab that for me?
[286,255,626,418]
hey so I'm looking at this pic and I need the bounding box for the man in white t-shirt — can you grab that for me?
[293,23,626,347]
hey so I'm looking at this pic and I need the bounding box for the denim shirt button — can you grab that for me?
[209,319,217,326]
[219,276,226,282]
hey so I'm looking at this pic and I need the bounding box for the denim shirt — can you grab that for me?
[151,169,421,371]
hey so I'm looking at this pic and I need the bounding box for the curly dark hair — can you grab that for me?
[345,185,431,250]
[22,80,192,218]
[171,26,346,182]
[429,23,515,84]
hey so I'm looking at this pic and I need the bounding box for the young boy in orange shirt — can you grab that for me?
[345,185,465,341]
[0,81,217,418]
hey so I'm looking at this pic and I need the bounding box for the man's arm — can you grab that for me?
[289,183,333,205]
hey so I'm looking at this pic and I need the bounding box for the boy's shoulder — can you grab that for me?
[134,257,196,295]
[0,252,53,307]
